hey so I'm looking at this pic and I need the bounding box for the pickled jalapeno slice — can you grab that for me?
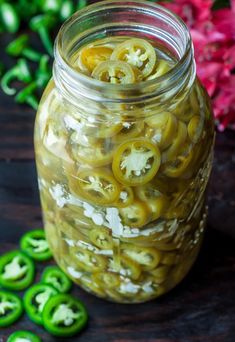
[112,138,161,186]
[150,265,170,284]
[7,331,42,342]
[74,248,107,272]
[135,182,164,201]
[119,200,150,228]
[0,250,35,291]
[42,294,88,337]
[161,149,193,178]
[122,245,161,271]
[112,120,144,143]
[146,197,169,221]
[69,134,114,167]
[135,183,169,220]
[162,121,188,162]
[114,185,134,208]
[93,272,120,289]
[0,290,23,327]
[74,169,120,205]
[146,59,171,80]
[24,283,58,325]
[188,115,203,143]
[20,229,52,261]
[79,46,113,73]
[92,60,135,84]
[109,255,141,280]
[111,38,156,78]
[89,227,112,250]
[41,266,72,293]
[145,112,178,150]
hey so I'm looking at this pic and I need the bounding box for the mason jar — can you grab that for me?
[34,0,215,303]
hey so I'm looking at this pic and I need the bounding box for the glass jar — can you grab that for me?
[34,0,215,303]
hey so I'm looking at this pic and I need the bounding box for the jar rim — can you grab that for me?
[54,0,194,103]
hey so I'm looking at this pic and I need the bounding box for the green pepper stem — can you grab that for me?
[38,28,53,57]
[15,82,37,103]
[77,0,87,10]
[26,95,38,110]
[23,48,42,62]
[1,69,18,95]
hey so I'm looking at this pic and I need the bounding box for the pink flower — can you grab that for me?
[212,8,235,41]
[163,0,213,27]
[213,75,235,130]
[160,0,235,130]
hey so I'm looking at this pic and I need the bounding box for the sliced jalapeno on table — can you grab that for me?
[24,283,58,325]
[112,138,161,186]
[79,46,113,72]
[72,168,120,205]
[92,61,135,84]
[0,250,35,291]
[42,294,88,337]
[7,330,41,342]
[20,229,52,261]
[41,266,72,293]
[111,38,156,78]
[122,245,161,271]
[89,227,112,250]
[0,290,23,327]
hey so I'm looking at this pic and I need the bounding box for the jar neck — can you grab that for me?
[53,0,196,108]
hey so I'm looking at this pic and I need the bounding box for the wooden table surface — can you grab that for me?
[1,43,235,342]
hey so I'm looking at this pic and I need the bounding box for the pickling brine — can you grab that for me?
[34,0,215,303]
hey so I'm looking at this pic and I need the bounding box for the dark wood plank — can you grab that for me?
[0,18,235,342]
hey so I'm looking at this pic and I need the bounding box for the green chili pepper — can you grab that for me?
[35,54,52,89]
[24,283,58,325]
[1,59,32,96]
[40,0,62,14]
[0,250,35,291]
[42,294,88,337]
[60,0,75,21]
[41,266,72,293]
[16,0,39,20]
[16,83,39,110]
[0,290,23,327]
[20,229,52,261]
[77,0,87,10]
[29,14,56,56]
[15,82,38,110]
[0,3,20,33]
[7,330,41,342]
[6,35,42,62]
